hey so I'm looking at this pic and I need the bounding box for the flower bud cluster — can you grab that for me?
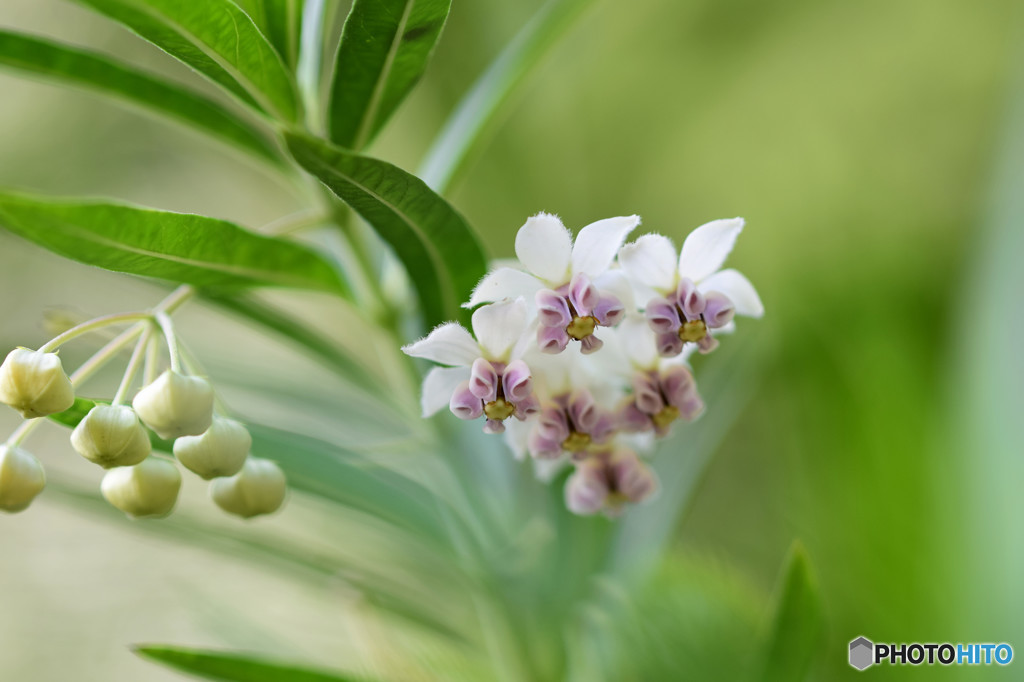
[405,213,763,517]
[0,312,286,520]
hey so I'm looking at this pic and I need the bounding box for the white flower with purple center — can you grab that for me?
[402,299,539,434]
[565,449,659,517]
[619,217,763,357]
[528,388,616,460]
[466,213,639,354]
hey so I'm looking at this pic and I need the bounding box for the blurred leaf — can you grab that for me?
[233,0,305,69]
[760,542,823,682]
[201,291,386,397]
[0,31,280,164]
[73,0,300,121]
[419,0,596,193]
[285,133,487,326]
[134,646,364,682]
[0,191,348,294]
[327,0,451,150]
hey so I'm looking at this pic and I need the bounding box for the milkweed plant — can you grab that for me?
[0,1,821,681]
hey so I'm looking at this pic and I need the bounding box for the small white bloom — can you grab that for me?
[71,404,152,468]
[466,214,639,354]
[402,299,540,433]
[619,218,763,356]
[101,457,182,519]
[0,444,46,513]
[173,416,251,480]
[133,370,214,440]
[0,348,75,419]
[210,457,286,519]
[564,449,659,517]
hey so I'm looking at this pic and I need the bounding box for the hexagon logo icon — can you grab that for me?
[849,636,874,670]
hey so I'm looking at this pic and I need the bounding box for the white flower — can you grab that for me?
[618,218,763,356]
[133,370,214,440]
[0,348,75,419]
[0,444,46,513]
[210,457,286,519]
[466,213,640,354]
[71,404,152,468]
[173,416,251,480]
[101,457,182,519]
[402,298,540,434]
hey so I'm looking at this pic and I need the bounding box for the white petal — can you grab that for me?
[618,233,677,295]
[533,457,569,483]
[571,215,640,278]
[618,316,659,369]
[699,268,764,318]
[401,323,479,366]
[514,213,572,284]
[464,267,542,308]
[593,269,635,310]
[471,298,529,362]
[503,419,531,460]
[678,217,744,282]
[420,366,469,417]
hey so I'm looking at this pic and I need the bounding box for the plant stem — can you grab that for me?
[111,325,154,406]
[154,312,181,373]
[37,312,153,353]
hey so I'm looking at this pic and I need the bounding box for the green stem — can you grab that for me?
[112,325,154,406]
[154,312,182,373]
[37,311,153,353]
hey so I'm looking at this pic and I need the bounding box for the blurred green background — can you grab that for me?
[1,0,1023,680]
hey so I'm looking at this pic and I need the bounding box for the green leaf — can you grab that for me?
[233,0,305,69]
[134,646,364,682]
[0,190,347,294]
[285,133,487,326]
[73,0,300,121]
[327,0,451,149]
[760,542,823,682]
[419,0,597,193]
[200,291,385,396]
[0,31,280,163]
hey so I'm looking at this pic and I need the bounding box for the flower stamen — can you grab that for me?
[566,315,598,340]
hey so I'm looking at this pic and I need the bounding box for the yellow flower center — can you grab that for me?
[651,405,680,431]
[566,315,598,340]
[561,431,592,453]
[484,398,516,421]
[678,319,707,343]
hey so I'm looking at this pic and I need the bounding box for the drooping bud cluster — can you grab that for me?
[404,214,763,517]
[0,296,286,520]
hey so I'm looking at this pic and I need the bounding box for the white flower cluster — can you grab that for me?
[0,309,286,519]
[404,214,763,516]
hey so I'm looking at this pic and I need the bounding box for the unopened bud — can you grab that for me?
[210,457,286,519]
[101,457,181,518]
[0,349,75,418]
[0,445,46,513]
[71,404,151,468]
[173,416,251,480]
[133,370,214,440]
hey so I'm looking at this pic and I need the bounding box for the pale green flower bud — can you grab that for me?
[101,457,181,518]
[0,348,75,418]
[71,404,151,468]
[132,370,214,440]
[0,444,46,513]
[210,457,286,519]
[173,416,251,480]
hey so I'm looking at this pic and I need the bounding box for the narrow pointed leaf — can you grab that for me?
[285,133,487,326]
[73,0,300,121]
[327,0,451,149]
[760,542,823,682]
[134,646,364,682]
[234,0,305,69]
[419,0,596,193]
[0,31,279,163]
[0,191,347,294]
